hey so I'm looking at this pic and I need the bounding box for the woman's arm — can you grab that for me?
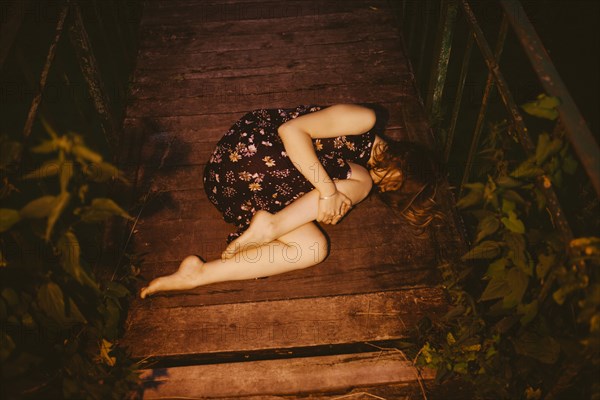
[277,104,376,222]
[277,104,375,191]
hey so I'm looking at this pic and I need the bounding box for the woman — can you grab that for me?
[140,103,441,299]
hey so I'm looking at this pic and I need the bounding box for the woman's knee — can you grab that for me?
[280,224,329,265]
[302,227,328,264]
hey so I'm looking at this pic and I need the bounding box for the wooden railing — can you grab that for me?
[0,0,142,154]
[389,0,600,243]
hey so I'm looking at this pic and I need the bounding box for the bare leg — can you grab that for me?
[139,163,371,298]
[222,168,372,259]
[139,222,327,298]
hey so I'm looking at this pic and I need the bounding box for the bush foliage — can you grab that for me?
[417,95,600,400]
[0,120,141,399]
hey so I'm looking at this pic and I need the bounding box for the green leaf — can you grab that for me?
[536,134,563,165]
[0,209,20,232]
[475,215,501,243]
[45,192,70,241]
[502,199,516,214]
[463,182,485,190]
[21,159,61,180]
[517,300,538,325]
[552,282,583,306]
[1,287,19,308]
[57,231,99,291]
[30,139,58,154]
[503,267,529,308]
[480,277,511,301]
[37,282,86,327]
[513,331,560,364]
[84,161,129,184]
[504,231,530,274]
[536,253,555,280]
[105,281,130,298]
[496,175,522,189]
[535,132,550,164]
[461,241,503,261]
[520,94,560,121]
[71,145,102,163]
[483,179,499,209]
[486,258,508,279]
[510,160,544,180]
[456,189,483,209]
[100,339,116,366]
[501,211,525,234]
[19,196,56,219]
[79,198,133,223]
[502,190,526,205]
[40,116,59,139]
[59,162,74,193]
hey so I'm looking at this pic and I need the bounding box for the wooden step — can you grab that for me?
[138,351,435,399]
[122,289,446,362]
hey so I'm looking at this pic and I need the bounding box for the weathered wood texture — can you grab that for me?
[119,0,466,396]
[125,289,446,359]
[139,351,435,398]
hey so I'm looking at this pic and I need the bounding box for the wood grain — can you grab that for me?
[139,351,435,398]
[119,0,458,378]
[123,289,447,359]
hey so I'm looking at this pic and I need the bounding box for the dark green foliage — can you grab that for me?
[417,95,600,400]
[0,121,141,399]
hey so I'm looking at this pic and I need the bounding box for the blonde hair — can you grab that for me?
[369,138,446,235]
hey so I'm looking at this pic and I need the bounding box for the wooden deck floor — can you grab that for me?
[119,0,465,398]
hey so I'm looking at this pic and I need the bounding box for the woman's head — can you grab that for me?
[368,137,445,230]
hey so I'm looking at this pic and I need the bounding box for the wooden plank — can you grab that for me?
[140,0,384,25]
[133,258,439,308]
[120,0,451,367]
[130,65,410,100]
[125,85,414,118]
[134,38,406,74]
[137,28,399,57]
[122,289,447,358]
[138,351,435,398]
[137,8,396,40]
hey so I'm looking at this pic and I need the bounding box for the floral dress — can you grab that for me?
[203,104,377,243]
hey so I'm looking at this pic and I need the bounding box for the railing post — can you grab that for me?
[68,0,120,149]
[22,1,70,139]
[459,0,574,248]
[459,13,509,196]
[499,0,600,198]
[425,0,458,123]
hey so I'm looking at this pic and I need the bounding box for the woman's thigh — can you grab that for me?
[276,222,329,265]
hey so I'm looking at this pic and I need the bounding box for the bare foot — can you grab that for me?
[222,210,274,260]
[140,255,204,299]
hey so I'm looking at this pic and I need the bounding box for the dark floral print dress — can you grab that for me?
[203,104,377,243]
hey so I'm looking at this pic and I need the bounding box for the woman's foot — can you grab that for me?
[222,210,275,260]
[140,255,204,299]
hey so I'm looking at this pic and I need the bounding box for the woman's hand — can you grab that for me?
[317,188,353,225]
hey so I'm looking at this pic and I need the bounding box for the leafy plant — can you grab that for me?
[0,120,142,398]
[417,94,600,400]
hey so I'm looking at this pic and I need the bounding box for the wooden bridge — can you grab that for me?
[119,0,465,398]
